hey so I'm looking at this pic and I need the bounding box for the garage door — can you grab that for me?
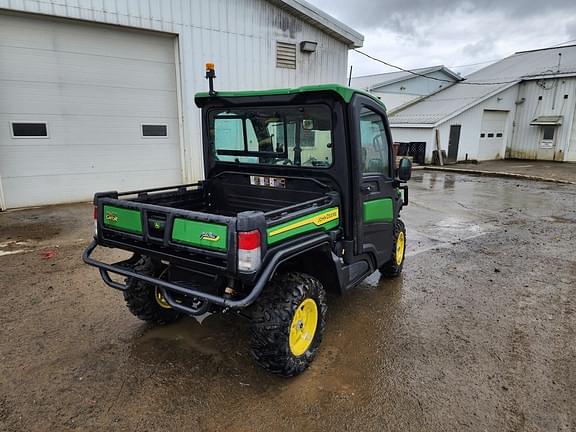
[478,110,508,160]
[0,12,182,209]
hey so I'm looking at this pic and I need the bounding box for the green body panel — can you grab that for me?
[172,218,228,251]
[363,198,394,223]
[103,205,143,234]
[267,207,340,245]
[195,83,385,109]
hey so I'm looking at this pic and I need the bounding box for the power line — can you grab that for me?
[353,49,519,86]
[448,58,502,68]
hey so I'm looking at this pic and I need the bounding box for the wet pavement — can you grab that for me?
[1,172,575,431]
[427,159,576,184]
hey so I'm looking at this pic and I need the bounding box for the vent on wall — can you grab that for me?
[276,42,296,69]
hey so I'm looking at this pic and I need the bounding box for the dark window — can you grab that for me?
[542,126,555,140]
[487,133,494,138]
[210,105,333,168]
[142,124,167,137]
[496,133,503,138]
[12,122,47,137]
[538,96,543,101]
[480,133,486,138]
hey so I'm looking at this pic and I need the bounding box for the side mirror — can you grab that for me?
[397,158,412,182]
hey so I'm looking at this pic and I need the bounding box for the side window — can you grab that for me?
[359,107,390,176]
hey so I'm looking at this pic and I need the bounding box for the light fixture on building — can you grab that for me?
[300,41,318,53]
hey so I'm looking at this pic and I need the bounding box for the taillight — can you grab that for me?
[238,230,261,272]
[93,206,98,235]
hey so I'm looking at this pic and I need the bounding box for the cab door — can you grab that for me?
[352,97,396,268]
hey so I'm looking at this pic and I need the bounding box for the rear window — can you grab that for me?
[208,105,333,168]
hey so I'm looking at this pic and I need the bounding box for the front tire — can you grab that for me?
[249,272,327,377]
[123,257,181,325]
[379,219,406,278]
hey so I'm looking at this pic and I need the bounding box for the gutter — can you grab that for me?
[271,0,364,48]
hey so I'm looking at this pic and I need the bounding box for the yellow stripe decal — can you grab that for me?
[269,208,339,237]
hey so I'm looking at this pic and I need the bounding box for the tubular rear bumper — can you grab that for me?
[82,234,330,312]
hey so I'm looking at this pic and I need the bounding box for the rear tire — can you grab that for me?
[249,272,327,377]
[123,257,181,325]
[379,219,406,278]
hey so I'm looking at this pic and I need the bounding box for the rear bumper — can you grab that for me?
[82,235,329,313]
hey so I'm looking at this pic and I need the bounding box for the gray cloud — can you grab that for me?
[307,0,576,76]
[311,0,576,34]
[567,19,576,39]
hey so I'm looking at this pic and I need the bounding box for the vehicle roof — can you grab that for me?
[195,83,386,108]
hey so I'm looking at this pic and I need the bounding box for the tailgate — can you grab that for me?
[96,198,237,274]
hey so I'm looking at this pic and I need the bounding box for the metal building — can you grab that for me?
[389,45,576,164]
[0,0,363,210]
[351,66,462,112]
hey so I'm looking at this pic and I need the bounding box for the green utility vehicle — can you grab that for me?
[83,67,412,376]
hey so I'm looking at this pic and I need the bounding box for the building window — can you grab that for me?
[496,133,503,138]
[480,133,485,138]
[11,122,48,138]
[142,124,167,137]
[542,126,555,141]
[276,41,297,69]
[487,133,494,138]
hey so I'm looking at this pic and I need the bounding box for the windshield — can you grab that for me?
[208,105,333,168]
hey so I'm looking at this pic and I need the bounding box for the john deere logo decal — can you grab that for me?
[200,232,220,242]
[153,222,161,230]
[105,211,119,223]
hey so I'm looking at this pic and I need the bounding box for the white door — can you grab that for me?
[0,12,182,209]
[478,110,508,160]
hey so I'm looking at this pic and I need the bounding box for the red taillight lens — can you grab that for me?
[238,230,261,272]
[93,206,98,220]
[238,230,261,250]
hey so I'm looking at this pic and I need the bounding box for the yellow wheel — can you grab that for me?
[395,231,405,266]
[123,257,181,324]
[380,219,406,278]
[250,272,327,377]
[155,287,172,309]
[289,298,319,356]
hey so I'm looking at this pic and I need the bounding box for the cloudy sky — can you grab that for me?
[307,0,576,77]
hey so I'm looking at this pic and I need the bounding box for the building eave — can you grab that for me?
[389,123,435,128]
[521,71,576,81]
[368,66,462,92]
[269,0,364,48]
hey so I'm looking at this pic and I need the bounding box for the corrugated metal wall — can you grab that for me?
[0,0,350,180]
[435,85,518,162]
[510,78,576,161]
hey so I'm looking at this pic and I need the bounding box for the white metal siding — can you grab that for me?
[372,92,419,111]
[0,12,182,208]
[0,0,350,207]
[390,127,434,160]
[434,85,518,162]
[510,78,576,161]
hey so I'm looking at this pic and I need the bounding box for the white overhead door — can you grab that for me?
[478,110,508,160]
[0,12,182,209]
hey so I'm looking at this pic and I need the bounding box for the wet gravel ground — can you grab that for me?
[1,172,575,431]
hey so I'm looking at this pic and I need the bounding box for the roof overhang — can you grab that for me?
[368,66,463,91]
[389,123,435,128]
[522,72,576,81]
[269,0,364,48]
[530,115,563,126]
